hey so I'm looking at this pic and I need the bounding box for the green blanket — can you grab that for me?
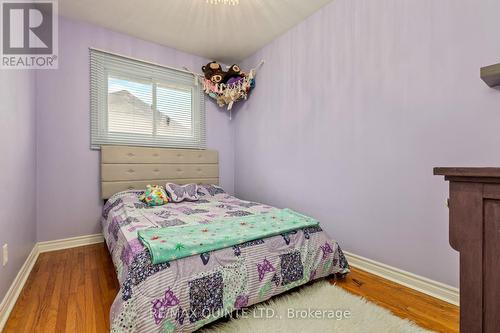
[138,208,319,264]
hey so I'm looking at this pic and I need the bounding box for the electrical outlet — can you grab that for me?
[2,244,8,267]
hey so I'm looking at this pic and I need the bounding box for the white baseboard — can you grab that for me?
[344,251,459,306]
[0,244,39,331]
[0,234,105,332]
[0,235,458,332]
[37,233,104,253]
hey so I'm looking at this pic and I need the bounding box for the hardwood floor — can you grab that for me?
[4,244,119,333]
[333,268,459,332]
[3,243,459,332]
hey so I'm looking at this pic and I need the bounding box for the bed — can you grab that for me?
[100,146,350,333]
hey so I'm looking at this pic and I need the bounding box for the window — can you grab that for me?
[90,49,206,150]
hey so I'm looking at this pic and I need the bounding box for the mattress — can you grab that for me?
[102,185,349,333]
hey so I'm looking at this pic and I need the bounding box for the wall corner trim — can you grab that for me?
[0,244,39,331]
[344,251,459,306]
[37,233,104,253]
[0,234,104,331]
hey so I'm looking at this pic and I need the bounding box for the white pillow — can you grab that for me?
[164,183,199,202]
[197,184,226,197]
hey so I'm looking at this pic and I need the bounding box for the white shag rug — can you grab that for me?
[199,280,431,333]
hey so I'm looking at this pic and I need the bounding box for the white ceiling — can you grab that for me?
[59,0,333,63]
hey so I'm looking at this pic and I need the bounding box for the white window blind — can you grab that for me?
[90,49,206,150]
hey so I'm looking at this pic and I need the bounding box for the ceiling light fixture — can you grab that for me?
[206,0,239,5]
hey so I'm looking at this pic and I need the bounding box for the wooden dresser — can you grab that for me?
[434,167,500,333]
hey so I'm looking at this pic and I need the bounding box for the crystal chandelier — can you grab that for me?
[206,0,239,5]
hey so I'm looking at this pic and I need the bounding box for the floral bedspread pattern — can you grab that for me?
[102,186,349,333]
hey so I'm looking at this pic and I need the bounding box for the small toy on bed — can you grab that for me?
[139,185,169,206]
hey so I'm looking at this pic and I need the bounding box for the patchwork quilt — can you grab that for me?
[102,186,349,333]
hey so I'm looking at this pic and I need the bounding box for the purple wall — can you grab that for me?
[35,17,235,242]
[0,71,36,300]
[5,0,499,292]
[235,0,500,287]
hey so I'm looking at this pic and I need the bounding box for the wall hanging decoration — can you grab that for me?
[184,60,264,119]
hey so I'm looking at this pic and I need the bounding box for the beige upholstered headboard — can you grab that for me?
[100,146,219,199]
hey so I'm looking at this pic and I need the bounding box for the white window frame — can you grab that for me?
[90,48,206,150]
